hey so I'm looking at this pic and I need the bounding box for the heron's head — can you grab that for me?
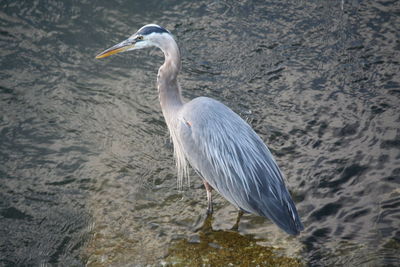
[96,24,172,59]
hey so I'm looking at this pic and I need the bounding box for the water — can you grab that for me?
[1,0,399,265]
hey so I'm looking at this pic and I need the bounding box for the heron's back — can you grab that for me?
[177,97,303,235]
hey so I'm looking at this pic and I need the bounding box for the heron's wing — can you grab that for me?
[178,97,303,235]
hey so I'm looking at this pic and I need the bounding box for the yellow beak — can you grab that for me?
[95,39,135,59]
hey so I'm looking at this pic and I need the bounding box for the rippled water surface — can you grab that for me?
[1,0,399,266]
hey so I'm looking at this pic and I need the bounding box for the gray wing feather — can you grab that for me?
[178,97,303,235]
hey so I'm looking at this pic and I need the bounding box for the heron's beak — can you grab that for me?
[95,39,135,59]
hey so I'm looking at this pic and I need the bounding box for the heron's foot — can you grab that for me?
[231,210,244,231]
[194,211,213,233]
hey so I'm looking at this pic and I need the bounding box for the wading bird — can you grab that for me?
[96,24,304,235]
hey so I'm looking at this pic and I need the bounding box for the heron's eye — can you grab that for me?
[136,35,143,41]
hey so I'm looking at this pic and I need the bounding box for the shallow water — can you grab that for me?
[1,0,399,266]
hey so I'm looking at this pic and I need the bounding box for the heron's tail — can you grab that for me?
[249,193,304,235]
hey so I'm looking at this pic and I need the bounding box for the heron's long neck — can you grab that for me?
[157,38,183,119]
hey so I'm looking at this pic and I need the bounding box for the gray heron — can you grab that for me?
[96,24,304,235]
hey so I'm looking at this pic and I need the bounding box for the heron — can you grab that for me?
[96,24,304,235]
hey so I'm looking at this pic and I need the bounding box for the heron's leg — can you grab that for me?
[231,210,244,231]
[203,180,213,215]
[200,211,213,232]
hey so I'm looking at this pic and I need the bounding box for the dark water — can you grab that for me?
[1,0,399,266]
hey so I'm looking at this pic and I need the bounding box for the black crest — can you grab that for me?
[138,25,170,36]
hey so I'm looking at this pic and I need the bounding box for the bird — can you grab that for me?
[96,24,304,235]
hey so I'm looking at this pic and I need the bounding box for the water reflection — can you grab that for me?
[165,215,302,266]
